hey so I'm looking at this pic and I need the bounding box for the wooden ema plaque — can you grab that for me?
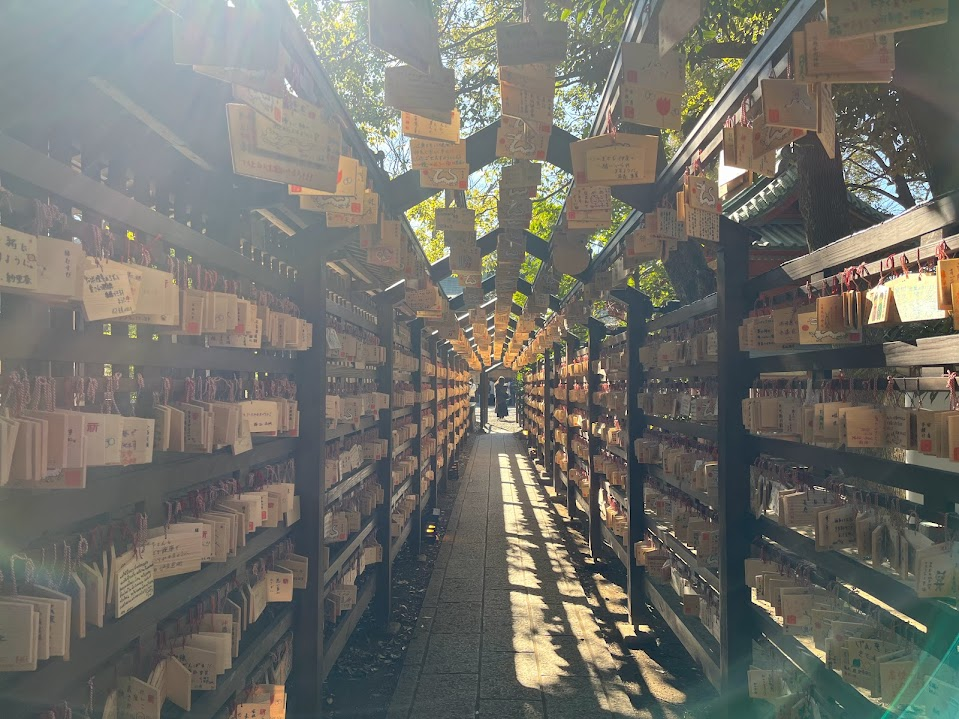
[368,0,441,73]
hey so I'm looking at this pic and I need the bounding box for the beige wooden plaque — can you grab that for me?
[402,109,461,143]
[825,0,948,38]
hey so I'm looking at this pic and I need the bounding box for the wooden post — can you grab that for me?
[480,369,490,430]
[716,220,753,709]
[615,286,654,631]
[374,295,396,627]
[411,318,425,557]
[587,317,604,556]
[543,348,554,484]
[292,246,328,713]
[564,335,578,514]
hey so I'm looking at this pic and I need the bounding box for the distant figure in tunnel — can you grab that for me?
[495,376,509,419]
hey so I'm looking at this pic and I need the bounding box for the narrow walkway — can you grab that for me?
[387,417,643,719]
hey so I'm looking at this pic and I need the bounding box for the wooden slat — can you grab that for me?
[321,577,377,680]
[754,609,883,719]
[644,577,722,690]
[746,191,959,296]
[750,434,959,506]
[0,322,297,373]
[646,294,718,331]
[645,362,718,379]
[646,516,720,591]
[324,517,376,585]
[0,132,295,294]
[186,607,294,719]
[749,334,959,373]
[602,523,628,566]
[1,438,297,543]
[326,462,378,506]
[646,416,718,442]
[759,518,959,659]
[0,526,293,710]
[390,519,413,563]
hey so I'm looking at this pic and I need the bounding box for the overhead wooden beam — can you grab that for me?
[387,122,580,213]
[88,76,216,172]
[583,0,818,284]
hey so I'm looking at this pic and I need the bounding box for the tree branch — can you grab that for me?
[534,181,573,204]
[845,182,903,205]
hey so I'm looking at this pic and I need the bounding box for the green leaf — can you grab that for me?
[560,8,572,20]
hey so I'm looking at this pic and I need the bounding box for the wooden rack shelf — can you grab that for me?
[0,4,474,715]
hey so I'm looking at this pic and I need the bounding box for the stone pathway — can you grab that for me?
[387,417,646,719]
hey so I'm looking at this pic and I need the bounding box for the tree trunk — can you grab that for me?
[894,2,959,196]
[795,134,851,250]
[663,240,717,303]
[893,174,917,209]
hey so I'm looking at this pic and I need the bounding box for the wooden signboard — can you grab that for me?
[567,209,611,230]
[825,0,948,38]
[173,4,280,71]
[35,236,84,301]
[289,156,361,197]
[405,286,441,312]
[684,206,720,243]
[817,83,837,158]
[385,65,456,120]
[501,85,554,126]
[621,84,682,130]
[252,111,339,169]
[659,0,702,56]
[299,193,364,215]
[82,257,137,321]
[226,104,339,191]
[496,118,550,161]
[0,226,39,292]
[725,122,776,177]
[410,138,467,169]
[571,133,658,185]
[621,43,685,92]
[368,0,440,73]
[568,186,612,213]
[496,22,569,67]
[194,59,286,98]
[501,161,542,190]
[751,115,805,159]
[435,208,475,233]
[419,165,470,190]
[367,221,403,269]
[327,192,379,227]
[498,64,556,95]
[686,175,721,213]
[402,110,461,143]
[585,145,651,186]
[450,246,482,274]
[803,21,894,83]
[761,79,820,131]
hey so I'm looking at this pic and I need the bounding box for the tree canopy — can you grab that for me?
[291,0,934,310]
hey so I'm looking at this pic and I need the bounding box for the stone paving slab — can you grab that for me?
[387,419,644,719]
